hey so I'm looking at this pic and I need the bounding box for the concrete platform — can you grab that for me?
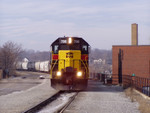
[64,80,140,113]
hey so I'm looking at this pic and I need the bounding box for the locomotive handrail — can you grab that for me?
[50,60,58,75]
[80,60,88,76]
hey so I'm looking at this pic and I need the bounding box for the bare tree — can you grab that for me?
[20,50,50,61]
[0,41,22,78]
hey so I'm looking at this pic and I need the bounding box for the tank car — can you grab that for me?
[16,61,22,70]
[22,61,28,70]
[50,37,90,90]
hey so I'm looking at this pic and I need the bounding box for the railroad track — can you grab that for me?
[57,92,78,113]
[22,91,78,113]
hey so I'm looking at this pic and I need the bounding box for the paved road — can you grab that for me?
[0,71,45,96]
[0,71,58,113]
[64,80,140,113]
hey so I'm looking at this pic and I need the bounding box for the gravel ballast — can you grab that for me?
[64,80,140,113]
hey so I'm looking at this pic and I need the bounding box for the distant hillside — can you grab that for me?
[90,49,112,65]
[20,50,50,61]
[90,49,112,74]
[19,49,112,73]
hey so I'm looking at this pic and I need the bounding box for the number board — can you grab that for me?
[60,39,80,44]
[74,40,80,43]
[60,39,67,44]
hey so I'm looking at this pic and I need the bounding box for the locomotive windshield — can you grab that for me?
[59,44,80,50]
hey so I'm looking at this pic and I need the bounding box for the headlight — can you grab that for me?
[56,71,61,77]
[77,71,82,77]
[68,37,72,44]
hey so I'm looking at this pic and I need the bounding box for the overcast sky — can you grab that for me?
[0,0,150,51]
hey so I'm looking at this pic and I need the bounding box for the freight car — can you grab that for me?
[16,60,50,73]
[22,61,28,70]
[27,62,35,71]
[39,61,50,72]
[50,37,90,90]
[16,61,23,70]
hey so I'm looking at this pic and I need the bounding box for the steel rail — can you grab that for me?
[58,92,79,113]
[22,91,63,113]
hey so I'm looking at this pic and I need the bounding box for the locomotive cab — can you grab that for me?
[50,37,90,90]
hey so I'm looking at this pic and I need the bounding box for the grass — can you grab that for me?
[125,87,150,113]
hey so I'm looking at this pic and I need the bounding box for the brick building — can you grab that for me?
[112,23,150,84]
[112,45,150,84]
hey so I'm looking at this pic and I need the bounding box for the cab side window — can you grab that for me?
[82,45,88,54]
[54,45,59,54]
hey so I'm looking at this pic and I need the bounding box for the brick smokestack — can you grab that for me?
[131,23,138,45]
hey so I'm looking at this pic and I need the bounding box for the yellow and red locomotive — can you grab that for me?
[50,37,90,90]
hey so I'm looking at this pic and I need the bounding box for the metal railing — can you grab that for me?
[122,75,132,88]
[90,73,150,97]
[133,76,150,97]
[89,73,112,84]
[122,75,150,97]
